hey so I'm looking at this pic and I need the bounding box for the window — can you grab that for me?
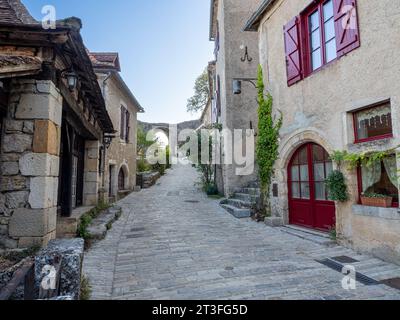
[283,0,360,86]
[308,0,337,71]
[358,155,399,206]
[353,102,393,143]
[120,106,130,142]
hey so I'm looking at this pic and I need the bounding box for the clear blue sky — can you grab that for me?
[23,0,213,124]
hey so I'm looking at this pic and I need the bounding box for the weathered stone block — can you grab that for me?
[4,120,23,133]
[0,224,7,235]
[0,236,18,249]
[29,177,58,209]
[87,147,98,159]
[1,153,20,162]
[84,172,98,183]
[83,182,98,195]
[1,162,19,176]
[35,239,84,300]
[83,194,98,206]
[22,121,34,134]
[2,134,32,153]
[32,120,60,156]
[15,90,62,126]
[0,193,10,216]
[9,207,57,237]
[0,176,28,192]
[5,191,29,209]
[85,158,98,172]
[19,153,60,177]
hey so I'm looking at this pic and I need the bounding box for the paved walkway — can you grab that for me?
[83,165,400,300]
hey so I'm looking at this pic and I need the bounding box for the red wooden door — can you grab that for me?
[288,143,336,231]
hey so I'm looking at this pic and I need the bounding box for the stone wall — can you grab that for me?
[0,79,62,248]
[98,74,138,200]
[256,0,400,263]
[214,0,262,196]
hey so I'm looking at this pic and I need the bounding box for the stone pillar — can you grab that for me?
[83,140,100,206]
[0,79,62,249]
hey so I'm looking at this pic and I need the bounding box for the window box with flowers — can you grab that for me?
[360,193,393,208]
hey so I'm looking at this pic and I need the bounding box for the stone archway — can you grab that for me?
[118,163,130,191]
[271,128,335,226]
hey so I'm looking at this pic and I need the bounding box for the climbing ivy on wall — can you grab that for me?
[256,65,282,216]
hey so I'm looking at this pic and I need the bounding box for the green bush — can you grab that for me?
[205,184,219,196]
[137,158,151,173]
[326,170,349,202]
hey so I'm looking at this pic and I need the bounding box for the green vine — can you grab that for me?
[331,148,397,169]
[256,65,282,216]
[326,170,349,202]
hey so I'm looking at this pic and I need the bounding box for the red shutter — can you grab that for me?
[284,16,303,86]
[334,0,360,58]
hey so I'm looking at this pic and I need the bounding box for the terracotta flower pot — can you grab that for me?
[360,196,393,208]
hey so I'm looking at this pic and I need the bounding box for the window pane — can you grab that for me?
[313,145,324,162]
[324,18,335,41]
[315,182,327,200]
[311,30,321,51]
[361,158,399,202]
[292,183,300,198]
[314,163,325,181]
[298,147,308,164]
[291,166,299,181]
[355,103,393,140]
[323,0,334,21]
[301,183,310,199]
[300,165,309,181]
[309,10,320,31]
[326,161,333,177]
[325,38,337,62]
[312,49,322,70]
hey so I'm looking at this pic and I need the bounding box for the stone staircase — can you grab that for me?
[220,184,260,219]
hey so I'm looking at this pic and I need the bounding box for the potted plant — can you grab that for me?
[360,193,393,208]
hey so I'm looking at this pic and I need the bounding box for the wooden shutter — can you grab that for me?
[284,16,303,86]
[334,0,360,58]
[120,106,125,140]
[125,110,130,142]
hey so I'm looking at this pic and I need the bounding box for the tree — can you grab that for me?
[256,65,282,217]
[186,68,210,114]
[137,125,156,157]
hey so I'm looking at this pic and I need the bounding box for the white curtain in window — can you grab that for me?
[383,156,399,189]
[362,161,381,192]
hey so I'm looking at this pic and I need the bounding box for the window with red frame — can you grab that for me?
[358,154,399,207]
[307,0,337,72]
[353,101,393,143]
[283,0,360,86]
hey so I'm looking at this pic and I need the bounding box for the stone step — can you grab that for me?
[220,204,252,219]
[234,193,260,202]
[226,198,252,209]
[277,225,336,246]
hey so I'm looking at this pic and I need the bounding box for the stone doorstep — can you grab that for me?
[56,206,95,238]
[86,206,122,241]
[277,225,336,246]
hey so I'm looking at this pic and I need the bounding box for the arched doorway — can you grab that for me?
[288,143,335,231]
[118,168,125,191]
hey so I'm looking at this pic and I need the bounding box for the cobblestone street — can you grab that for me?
[83,165,400,300]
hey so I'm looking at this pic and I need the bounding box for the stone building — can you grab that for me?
[209,0,263,196]
[89,52,144,202]
[0,1,114,248]
[245,0,400,263]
